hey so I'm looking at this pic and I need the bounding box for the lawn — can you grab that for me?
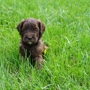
[0,0,90,90]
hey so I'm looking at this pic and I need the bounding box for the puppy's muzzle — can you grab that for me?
[23,33,38,45]
[25,36,33,41]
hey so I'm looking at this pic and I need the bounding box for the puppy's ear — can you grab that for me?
[17,19,25,34]
[38,20,45,38]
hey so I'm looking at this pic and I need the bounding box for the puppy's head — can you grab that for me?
[17,18,45,45]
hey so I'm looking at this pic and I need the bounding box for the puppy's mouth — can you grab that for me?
[28,42,33,45]
[23,37,38,45]
[23,40,37,45]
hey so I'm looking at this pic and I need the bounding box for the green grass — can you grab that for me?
[0,0,90,90]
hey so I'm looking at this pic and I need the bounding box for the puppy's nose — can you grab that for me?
[27,36,32,40]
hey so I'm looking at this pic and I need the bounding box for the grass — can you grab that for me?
[0,0,90,89]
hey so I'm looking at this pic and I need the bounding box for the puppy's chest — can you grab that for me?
[26,46,40,57]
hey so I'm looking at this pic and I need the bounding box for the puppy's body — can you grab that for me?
[17,18,46,69]
[20,39,45,68]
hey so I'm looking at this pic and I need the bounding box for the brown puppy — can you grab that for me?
[17,18,47,69]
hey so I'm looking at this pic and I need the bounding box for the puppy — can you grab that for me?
[17,18,47,69]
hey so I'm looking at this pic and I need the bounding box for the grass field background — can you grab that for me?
[0,0,90,90]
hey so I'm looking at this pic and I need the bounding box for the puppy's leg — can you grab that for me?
[19,45,25,58]
[19,45,27,62]
[33,55,43,69]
